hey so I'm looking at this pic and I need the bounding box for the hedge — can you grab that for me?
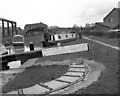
[80,31,119,39]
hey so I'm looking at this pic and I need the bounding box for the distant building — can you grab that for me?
[55,27,72,34]
[24,22,48,36]
[92,22,118,32]
[17,27,25,35]
[103,8,119,23]
[92,8,120,32]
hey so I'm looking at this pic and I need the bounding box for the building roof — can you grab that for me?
[0,17,16,23]
[96,22,118,29]
[24,22,47,32]
[103,8,120,21]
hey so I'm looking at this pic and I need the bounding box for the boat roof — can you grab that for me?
[13,34,24,37]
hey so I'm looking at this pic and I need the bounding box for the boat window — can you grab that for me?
[58,35,61,39]
[13,36,24,42]
[53,35,55,41]
[66,35,68,38]
[72,34,74,37]
[49,35,51,40]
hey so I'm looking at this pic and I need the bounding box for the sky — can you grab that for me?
[0,0,119,29]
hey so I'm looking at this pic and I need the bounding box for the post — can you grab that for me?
[11,23,14,36]
[1,60,9,70]
[14,22,17,35]
[2,20,5,37]
[29,42,34,51]
[7,22,10,36]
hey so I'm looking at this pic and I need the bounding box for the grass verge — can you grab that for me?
[36,37,118,94]
[2,64,69,93]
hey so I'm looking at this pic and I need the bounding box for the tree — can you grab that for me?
[72,24,80,32]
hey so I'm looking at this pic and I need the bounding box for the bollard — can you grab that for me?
[1,60,9,70]
[87,44,90,51]
[79,33,81,39]
[29,42,34,51]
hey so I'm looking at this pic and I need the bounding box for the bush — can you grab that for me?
[80,31,119,39]
[105,32,119,39]
[80,31,105,37]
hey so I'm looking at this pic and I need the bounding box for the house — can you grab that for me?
[55,27,72,34]
[91,22,118,32]
[103,8,119,23]
[48,27,72,34]
[92,8,120,32]
[24,22,48,36]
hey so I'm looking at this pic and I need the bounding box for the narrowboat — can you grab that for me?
[12,34,25,53]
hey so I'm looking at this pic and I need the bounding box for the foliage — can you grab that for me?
[81,31,119,39]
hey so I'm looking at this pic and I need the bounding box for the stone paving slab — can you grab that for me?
[23,84,49,94]
[69,68,86,72]
[44,80,68,90]
[65,72,84,77]
[7,84,49,94]
[6,90,18,94]
[56,76,79,83]
[70,64,85,68]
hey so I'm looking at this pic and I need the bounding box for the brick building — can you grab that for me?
[24,22,48,36]
[92,8,120,32]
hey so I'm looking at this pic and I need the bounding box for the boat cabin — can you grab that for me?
[12,34,25,53]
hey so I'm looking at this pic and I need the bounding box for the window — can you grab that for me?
[58,35,61,39]
[72,34,74,37]
[66,35,68,38]
[109,18,113,23]
[53,35,55,41]
[13,36,24,42]
[49,35,51,40]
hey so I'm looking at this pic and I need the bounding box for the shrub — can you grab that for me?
[80,31,105,37]
[80,31,119,39]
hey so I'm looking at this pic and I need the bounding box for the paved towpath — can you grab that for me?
[83,37,120,50]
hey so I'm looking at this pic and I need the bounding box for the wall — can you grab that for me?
[92,23,110,33]
[42,43,89,56]
[104,9,118,23]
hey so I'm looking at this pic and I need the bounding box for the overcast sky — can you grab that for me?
[0,0,119,28]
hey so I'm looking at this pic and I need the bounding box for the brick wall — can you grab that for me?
[104,9,118,23]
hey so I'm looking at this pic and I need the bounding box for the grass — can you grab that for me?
[2,64,69,93]
[35,37,118,94]
[85,35,119,47]
[1,35,119,94]
[74,38,118,94]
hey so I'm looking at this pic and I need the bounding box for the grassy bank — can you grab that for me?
[80,31,119,39]
[84,36,119,47]
[35,37,118,94]
[2,64,69,93]
[1,35,118,94]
